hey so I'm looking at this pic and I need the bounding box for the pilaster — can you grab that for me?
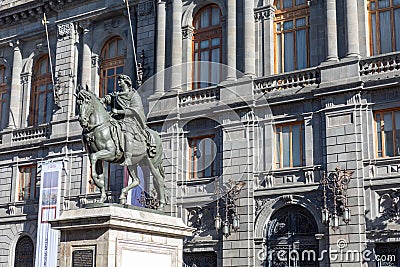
[243,0,256,77]
[8,40,22,129]
[226,0,237,80]
[171,0,182,91]
[155,0,167,95]
[345,0,360,58]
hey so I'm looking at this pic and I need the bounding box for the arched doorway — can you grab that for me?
[14,235,34,267]
[266,205,319,267]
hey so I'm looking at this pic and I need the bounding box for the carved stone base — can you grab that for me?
[50,204,193,267]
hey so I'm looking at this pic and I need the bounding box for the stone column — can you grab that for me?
[226,0,237,80]
[182,26,193,91]
[155,0,166,94]
[325,0,338,61]
[8,40,22,129]
[80,21,92,88]
[243,0,256,77]
[171,0,182,91]
[345,0,360,58]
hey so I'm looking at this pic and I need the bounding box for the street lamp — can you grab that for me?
[214,179,246,238]
[320,167,353,230]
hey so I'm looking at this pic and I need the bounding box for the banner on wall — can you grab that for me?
[35,161,63,267]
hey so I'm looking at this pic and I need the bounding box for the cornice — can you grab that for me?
[0,0,95,27]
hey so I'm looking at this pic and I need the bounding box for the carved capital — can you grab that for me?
[137,1,154,16]
[379,189,400,222]
[79,19,92,34]
[182,25,194,39]
[91,55,100,68]
[57,22,74,39]
[254,5,276,22]
[20,73,31,85]
[9,40,21,48]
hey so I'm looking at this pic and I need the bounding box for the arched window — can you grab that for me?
[0,65,9,130]
[98,37,126,194]
[99,36,125,97]
[192,5,222,89]
[267,205,319,266]
[274,0,310,73]
[368,0,400,55]
[14,236,34,267]
[30,55,53,126]
[185,118,221,180]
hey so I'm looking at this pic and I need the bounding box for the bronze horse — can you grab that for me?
[75,85,165,209]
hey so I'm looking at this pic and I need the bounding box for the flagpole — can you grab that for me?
[42,13,56,99]
[124,0,140,85]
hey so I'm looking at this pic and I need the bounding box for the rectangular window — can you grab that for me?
[375,110,400,157]
[274,5,310,74]
[275,122,304,169]
[369,0,400,55]
[0,86,8,130]
[18,165,38,201]
[189,135,216,179]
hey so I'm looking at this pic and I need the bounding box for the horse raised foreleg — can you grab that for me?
[89,150,115,203]
[89,155,106,203]
[146,158,166,210]
[119,165,140,205]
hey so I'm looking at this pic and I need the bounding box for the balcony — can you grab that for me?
[179,86,220,107]
[12,124,51,142]
[359,52,400,81]
[253,67,320,94]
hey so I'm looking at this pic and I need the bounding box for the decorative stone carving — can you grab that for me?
[379,190,400,222]
[187,206,215,236]
[254,5,276,22]
[63,198,69,210]
[7,203,15,215]
[267,175,274,188]
[305,170,315,184]
[57,23,73,39]
[20,73,30,85]
[282,194,293,204]
[137,1,154,16]
[91,55,100,67]
[255,197,279,217]
[182,25,194,40]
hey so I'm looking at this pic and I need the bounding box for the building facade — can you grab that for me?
[0,0,399,266]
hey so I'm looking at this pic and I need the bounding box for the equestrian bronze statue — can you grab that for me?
[75,74,165,210]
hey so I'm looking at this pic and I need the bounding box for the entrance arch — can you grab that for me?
[14,235,34,267]
[266,205,319,267]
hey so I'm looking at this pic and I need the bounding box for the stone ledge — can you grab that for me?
[50,204,194,238]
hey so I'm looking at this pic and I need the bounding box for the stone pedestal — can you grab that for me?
[50,204,193,267]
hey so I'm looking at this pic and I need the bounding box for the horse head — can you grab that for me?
[76,84,95,130]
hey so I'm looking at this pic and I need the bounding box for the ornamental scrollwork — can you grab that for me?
[379,189,400,222]
[57,23,73,39]
[137,1,153,16]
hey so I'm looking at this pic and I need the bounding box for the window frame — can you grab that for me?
[0,65,8,130]
[188,134,216,180]
[192,4,223,90]
[18,165,38,201]
[274,121,305,169]
[274,0,310,74]
[30,55,53,126]
[368,0,400,55]
[374,108,400,158]
[99,36,125,97]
